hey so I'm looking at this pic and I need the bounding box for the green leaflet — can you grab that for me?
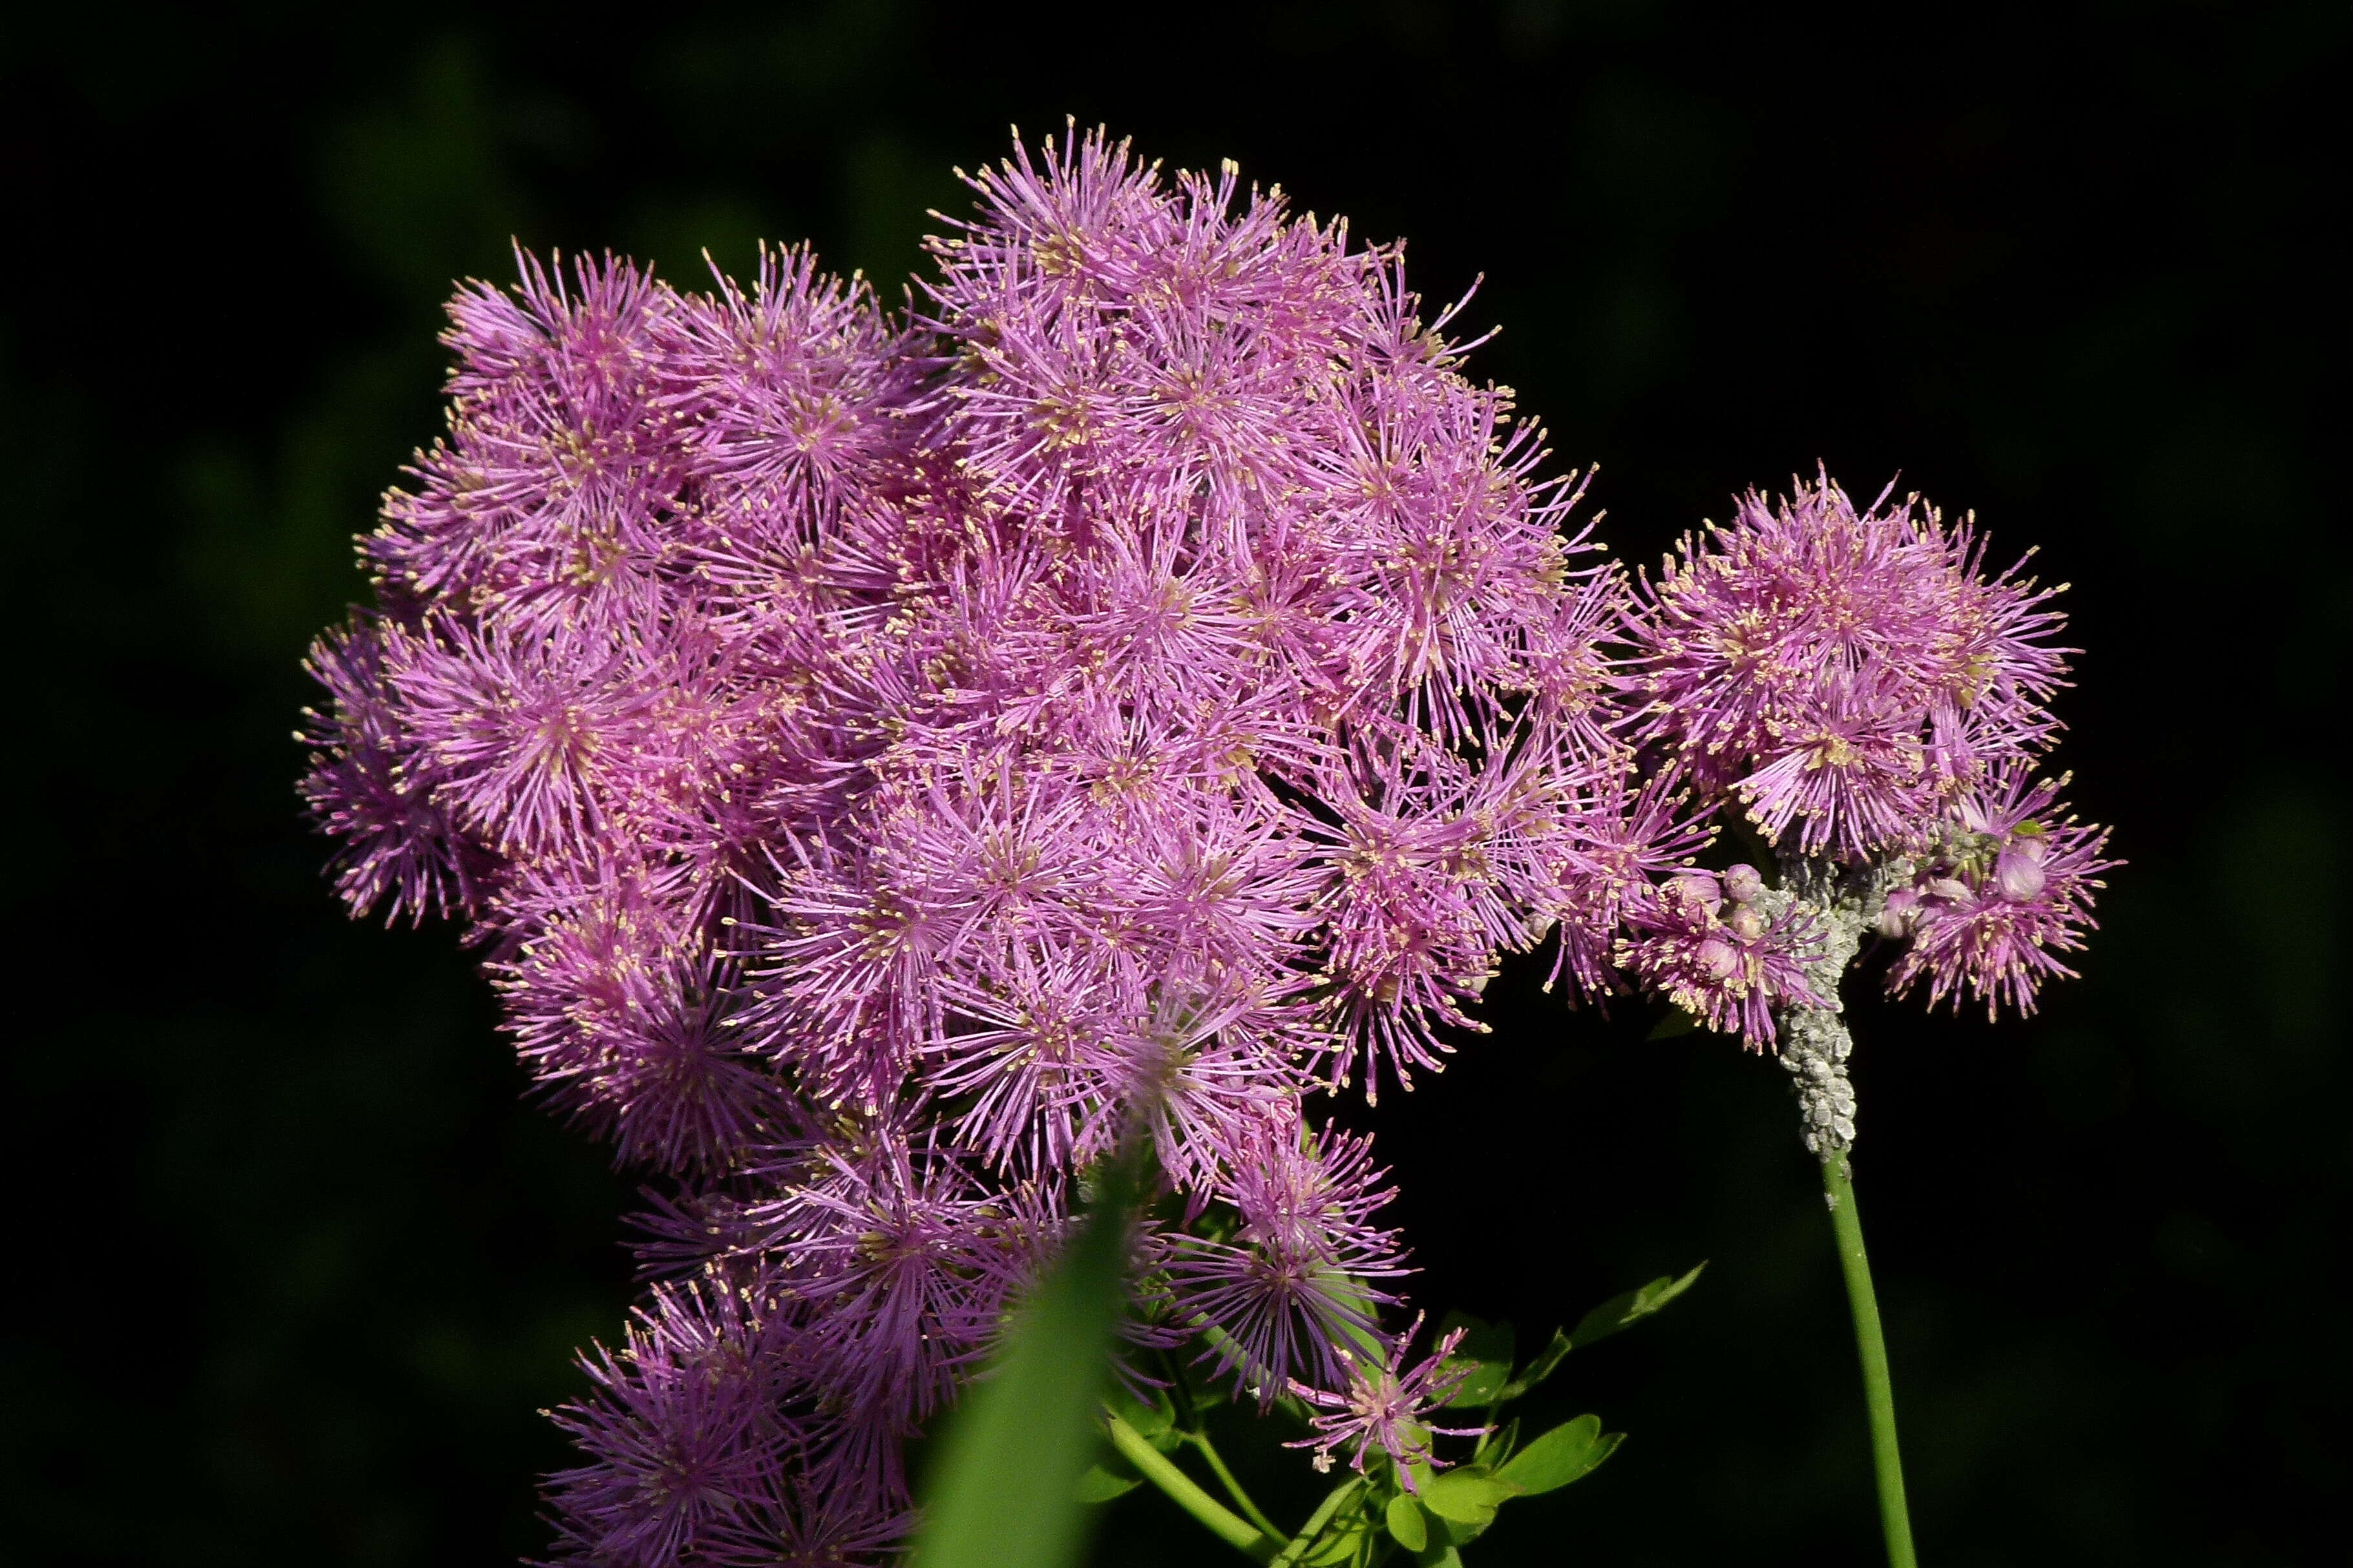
[1568,1262,1707,1350]
[1436,1313,1517,1408]
[909,1163,1134,1568]
[1496,1414,1625,1494]
[1415,1470,1521,1528]
[1107,1383,1179,1449]
[1495,1330,1574,1403]
[1385,1493,1430,1552]
[1075,1461,1143,1503]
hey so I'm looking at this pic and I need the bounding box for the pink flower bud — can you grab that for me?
[1672,870,1723,908]
[1725,903,1767,940]
[1694,936,1741,981]
[1877,885,1922,939]
[1994,842,2049,903]
[1722,862,1765,904]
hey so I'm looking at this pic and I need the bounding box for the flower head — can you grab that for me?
[1166,1118,1406,1399]
[1628,470,2069,859]
[1616,467,2115,1069]
[372,250,693,633]
[545,1282,803,1568]
[1288,1317,1482,1491]
[1614,868,1824,1047]
[1885,766,2116,1018]
[299,126,1716,1563]
[297,618,482,924]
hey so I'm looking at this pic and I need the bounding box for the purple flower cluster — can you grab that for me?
[300,129,1699,1563]
[1623,471,2115,1028]
[1289,1317,1481,1492]
[1880,765,2114,1018]
[1629,472,2067,859]
[302,127,2116,1560]
[1615,866,1822,1041]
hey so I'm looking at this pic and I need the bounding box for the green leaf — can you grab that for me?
[1106,1384,1177,1447]
[1437,1312,1515,1407]
[1497,1328,1573,1401]
[1474,1414,1520,1467]
[910,1160,1136,1568]
[1300,1508,1377,1565]
[1412,1517,1468,1568]
[1646,1005,1699,1039]
[1075,1462,1141,1503]
[1568,1262,1707,1350]
[1385,1493,1430,1552]
[1496,1416,1625,1495]
[1416,1470,1520,1527]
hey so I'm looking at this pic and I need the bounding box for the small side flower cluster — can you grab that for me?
[1623,470,2115,1035]
[299,129,1708,1564]
[1615,864,1822,1042]
[1630,472,2067,859]
[1880,766,2113,1018]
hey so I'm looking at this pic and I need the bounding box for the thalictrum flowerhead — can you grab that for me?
[299,125,1694,1564]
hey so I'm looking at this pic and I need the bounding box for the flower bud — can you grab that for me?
[1877,885,1922,939]
[1994,842,2049,903]
[1725,903,1767,940]
[1672,870,1723,908]
[1694,936,1741,981]
[1722,862,1765,904]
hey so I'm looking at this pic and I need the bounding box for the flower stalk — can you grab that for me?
[1186,1430,1289,1542]
[1104,1412,1281,1563]
[1820,1151,1917,1568]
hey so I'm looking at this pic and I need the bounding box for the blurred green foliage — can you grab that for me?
[911,1155,1135,1568]
[2,3,2345,1564]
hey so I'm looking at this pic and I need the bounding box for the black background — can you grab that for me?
[3,3,2345,1563]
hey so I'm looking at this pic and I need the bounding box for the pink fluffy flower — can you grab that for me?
[1617,468,2115,1147]
[1886,766,2116,1018]
[544,1282,805,1568]
[492,862,777,1174]
[372,251,693,634]
[1165,1118,1408,1399]
[296,618,483,924]
[1542,764,1718,998]
[1288,1317,1482,1491]
[299,127,1709,1564]
[1615,870,1824,1046]
[1627,470,2069,859]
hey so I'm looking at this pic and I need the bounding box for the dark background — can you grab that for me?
[4,2,2344,1563]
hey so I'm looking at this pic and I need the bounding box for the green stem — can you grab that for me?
[1269,1476,1364,1568]
[1187,1430,1289,1542]
[1191,1318,1313,1423]
[1105,1410,1282,1563]
[1820,1151,1919,1568]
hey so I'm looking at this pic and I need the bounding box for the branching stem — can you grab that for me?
[1104,1410,1282,1563]
[1187,1430,1289,1542]
[1269,1476,1364,1568]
